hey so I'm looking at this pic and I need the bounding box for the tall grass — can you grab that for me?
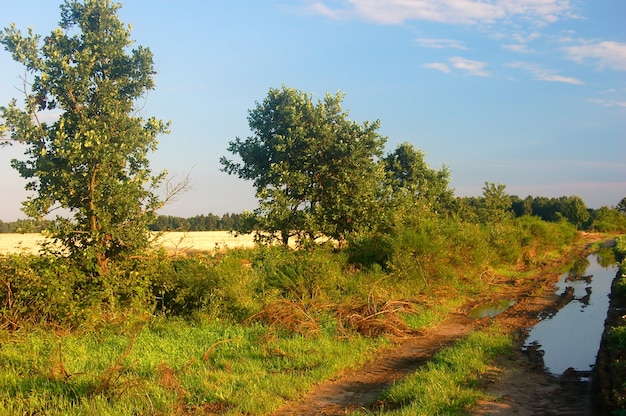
[0,215,582,414]
[0,317,388,415]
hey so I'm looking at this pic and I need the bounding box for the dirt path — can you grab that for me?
[272,313,478,415]
[272,235,610,415]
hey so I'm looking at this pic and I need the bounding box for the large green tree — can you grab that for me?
[557,196,590,229]
[382,142,453,216]
[221,86,386,245]
[0,0,169,272]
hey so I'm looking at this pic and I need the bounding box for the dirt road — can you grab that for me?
[272,236,612,415]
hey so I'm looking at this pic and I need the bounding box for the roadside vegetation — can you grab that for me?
[0,216,585,414]
[1,1,625,415]
[596,235,626,413]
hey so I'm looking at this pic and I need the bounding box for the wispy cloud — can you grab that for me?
[588,98,626,108]
[503,44,534,53]
[423,62,452,73]
[301,2,351,20]
[424,57,490,77]
[302,0,574,25]
[506,62,584,85]
[565,41,626,71]
[450,57,490,76]
[416,38,467,50]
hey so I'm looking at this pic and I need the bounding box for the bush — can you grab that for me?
[379,218,491,294]
[0,255,102,327]
[252,245,347,305]
[347,233,394,270]
[150,251,261,321]
[510,216,577,266]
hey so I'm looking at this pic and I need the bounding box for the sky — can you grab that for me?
[0,0,625,221]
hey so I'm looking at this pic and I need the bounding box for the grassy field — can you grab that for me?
[0,231,258,255]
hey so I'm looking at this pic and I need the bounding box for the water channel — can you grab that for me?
[523,253,618,376]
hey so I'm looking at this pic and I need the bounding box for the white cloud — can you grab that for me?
[565,41,626,71]
[424,57,490,76]
[302,0,574,25]
[506,62,584,85]
[449,56,490,77]
[588,98,626,108]
[497,0,574,23]
[423,62,452,73]
[503,44,534,53]
[511,31,542,43]
[301,2,351,20]
[416,38,467,50]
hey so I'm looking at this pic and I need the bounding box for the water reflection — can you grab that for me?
[523,254,618,376]
[469,299,514,318]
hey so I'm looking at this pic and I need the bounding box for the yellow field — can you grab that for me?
[0,233,48,255]
[0,231,258,255]
[152,231,257,254]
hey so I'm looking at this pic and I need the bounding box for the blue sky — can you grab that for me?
[1,0,625,220]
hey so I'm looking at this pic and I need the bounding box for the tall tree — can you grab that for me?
[221,86,386,245]
[382,142,453,215]
[0,0,169,272]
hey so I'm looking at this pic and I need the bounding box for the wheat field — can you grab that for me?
[0,231,258,255]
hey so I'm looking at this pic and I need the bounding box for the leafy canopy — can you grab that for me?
[382,142,454,220]
[0,0,169,272]
[221,86,387,245]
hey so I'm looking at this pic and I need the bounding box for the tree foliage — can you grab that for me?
[0,0,168,272]
[221,86,386,245]
[382,142,453,216]
[616,197,626,215]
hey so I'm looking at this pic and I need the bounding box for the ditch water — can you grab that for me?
[523,253,618,376]
[469,299,515,318]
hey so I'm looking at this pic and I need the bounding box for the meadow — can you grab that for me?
[0,219,623,414]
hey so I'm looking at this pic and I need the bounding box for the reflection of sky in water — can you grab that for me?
[524,255,617,375]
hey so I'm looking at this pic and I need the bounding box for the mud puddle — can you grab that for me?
[523,254,618,377]
[470,299,515,319]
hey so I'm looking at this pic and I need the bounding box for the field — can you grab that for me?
[0,231,258,255]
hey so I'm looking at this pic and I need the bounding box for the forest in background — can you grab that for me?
[2,193,625,234]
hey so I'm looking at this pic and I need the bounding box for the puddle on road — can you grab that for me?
[469,299,515,318]
[523,253,618,376]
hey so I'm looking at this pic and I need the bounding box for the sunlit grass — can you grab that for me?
[363,327,512,415]
[0,317,388,415]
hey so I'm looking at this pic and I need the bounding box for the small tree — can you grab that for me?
[478,182,512,223]
[221,86,386,245]
[1,0,169,272]
[616,197,626,215]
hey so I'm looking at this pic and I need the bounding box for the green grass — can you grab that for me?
[0,317,388,415]
[361,327,512,416]
[0,220,586,414]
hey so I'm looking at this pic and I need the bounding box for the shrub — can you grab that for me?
[0,255,99,327]
[346,233,395,270]
[252,245,347,305]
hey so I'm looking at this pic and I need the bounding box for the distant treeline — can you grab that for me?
[0,213,246,233]
[1,195,624,233]
[149,213,246,232]
[0,219,53,233]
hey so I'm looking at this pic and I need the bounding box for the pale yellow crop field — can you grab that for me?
[0,233,48,255]
[153,231,257,254]
[0,231,258,255]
